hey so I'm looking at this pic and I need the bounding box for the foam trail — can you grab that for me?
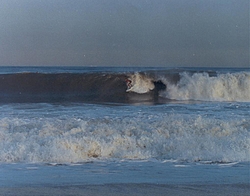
[162,72,250,102]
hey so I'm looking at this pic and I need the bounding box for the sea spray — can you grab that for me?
[161,72,250,102]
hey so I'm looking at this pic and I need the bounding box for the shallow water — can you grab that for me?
[1,161,249,187]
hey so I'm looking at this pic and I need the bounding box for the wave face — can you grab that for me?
[0,73,128,103]
[0,67,249,103]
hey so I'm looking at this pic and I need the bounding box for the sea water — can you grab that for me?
[0,66,249,187]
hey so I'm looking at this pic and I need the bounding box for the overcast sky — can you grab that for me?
[0,0,249,67]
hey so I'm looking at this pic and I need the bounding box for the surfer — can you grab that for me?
[126,78,133,90]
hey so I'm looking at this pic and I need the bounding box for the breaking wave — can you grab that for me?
[126,71,250,102]
[0,69,249,103]
[162,72,250,102]
[0,113,249,163]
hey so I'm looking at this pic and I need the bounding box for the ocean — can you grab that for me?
[0,66,249,195]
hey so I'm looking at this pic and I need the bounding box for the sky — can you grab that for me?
[0,0,249,67]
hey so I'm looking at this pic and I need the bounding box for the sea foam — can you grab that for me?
[0,112,249,163]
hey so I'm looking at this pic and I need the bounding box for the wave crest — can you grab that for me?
[162,72,250,102]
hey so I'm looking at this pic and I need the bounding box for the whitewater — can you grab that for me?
[0,66,249,190]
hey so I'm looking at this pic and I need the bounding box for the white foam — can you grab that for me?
[218,162,239,167]
[161,72,250,102]
[0,113,249,163]
[126,73,155,93]
[174,165,190,168]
